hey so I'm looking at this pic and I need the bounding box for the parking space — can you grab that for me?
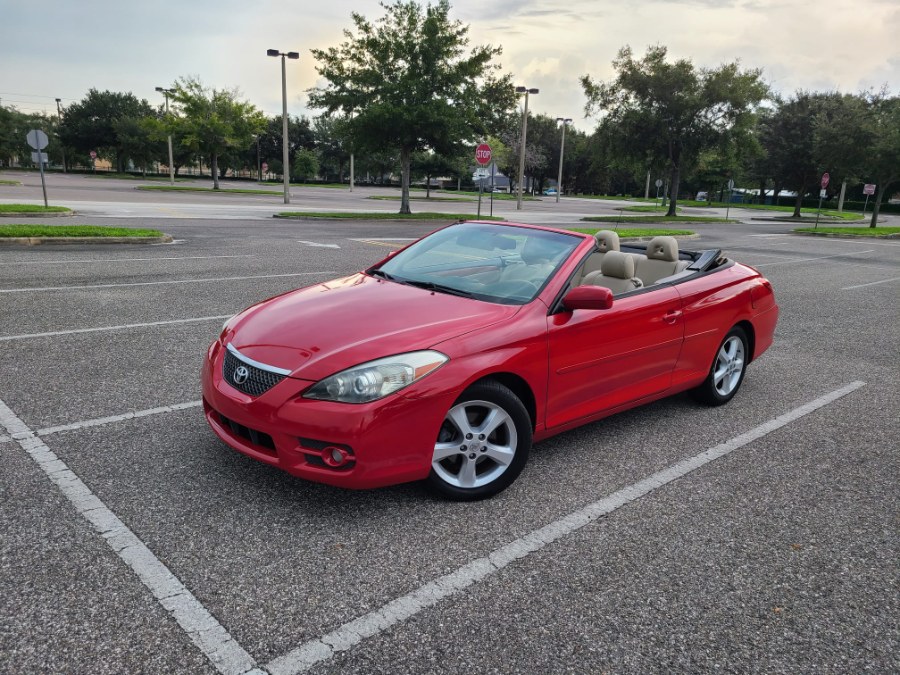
[1,220,896,673]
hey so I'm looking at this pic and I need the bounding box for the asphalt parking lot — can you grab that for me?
[1,207,898,673]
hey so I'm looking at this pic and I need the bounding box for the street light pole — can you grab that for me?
[515,86,539,211]
[267,48,300,205]
[155,87,176,185]
[555,117,572,204]
[54,98,66,173]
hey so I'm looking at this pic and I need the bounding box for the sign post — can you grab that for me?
[725,178,735,221]
[475,143,492,219]
[26,129,50,207]
[261,162,268,179]
[90,150,97,173]
[655,178,663,205]
[862,183,876,216]
[814,172,830,229]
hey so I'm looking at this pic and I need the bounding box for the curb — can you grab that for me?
[749,216,865,223]
[618,233,701,242]
[0,235,173,246]
[792,231,899,239]
[273,214,502,222]
[0,211,75,218]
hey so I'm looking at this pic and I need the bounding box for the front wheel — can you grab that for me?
[691,325,749,406]
[427,380,532,501]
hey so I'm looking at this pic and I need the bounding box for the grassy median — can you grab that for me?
[277,211,502,220]
[582,215,735,224]
[567,227,695,238]
[0,204,72,214]
[794,226,900,237]
[137,185,282,195]
[0,225,163,237]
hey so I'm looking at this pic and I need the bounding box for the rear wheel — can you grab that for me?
[427,380,531,501]
[691,325,748,406]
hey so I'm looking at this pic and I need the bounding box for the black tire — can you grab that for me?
[427,380,532,501]
[691,325,749,406]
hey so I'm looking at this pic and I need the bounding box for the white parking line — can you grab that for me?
[0,317,231,342]
[842,276,900,290]
[0,271,332,294]
[752,250,874,267]
[264,381,866,675]
[34,401,202,438]
[0,398,263,675]
[0,255,253,266]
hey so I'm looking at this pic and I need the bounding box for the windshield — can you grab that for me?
[372,222,581,305]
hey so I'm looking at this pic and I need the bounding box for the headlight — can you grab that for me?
[304,350,448,403]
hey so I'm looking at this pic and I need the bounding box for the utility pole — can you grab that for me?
[155,87,176,185]
[54,98,66,173]
[267,49,300,204]
[515,86,539,210]
[555,117,572,204]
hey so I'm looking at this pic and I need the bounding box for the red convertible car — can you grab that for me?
[202,221,778,500]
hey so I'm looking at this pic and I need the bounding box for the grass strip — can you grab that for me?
[439,190,540,201]
[0,225,163,238]
[367,195,475,202]
[277,211,502,221]
[620,205,682,213]
[0,179,21,186]
[567,227,695,237]
[0,204,71,213]
[137,185,281,195]
[582,215,735,224]
[794,226,900,237]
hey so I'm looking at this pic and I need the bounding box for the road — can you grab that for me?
[0,172,897,674]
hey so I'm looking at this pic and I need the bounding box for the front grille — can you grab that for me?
[218,413,276,454]
[223,348,286,397]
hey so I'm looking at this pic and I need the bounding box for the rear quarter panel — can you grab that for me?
[671,263,771,389]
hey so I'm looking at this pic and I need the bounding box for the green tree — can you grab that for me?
[170,77,266,189]
[58,89,154,171]
[309,0,516,213]
[292,148,319,182]
[114,116,164,175]
[582,45,768,215]
[863,93,900,227]
[313,115,351,183]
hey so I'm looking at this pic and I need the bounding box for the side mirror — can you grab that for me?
[562,285,614,311]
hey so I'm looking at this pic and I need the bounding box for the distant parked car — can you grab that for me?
[543,188,558,196]
[695,191,708,202]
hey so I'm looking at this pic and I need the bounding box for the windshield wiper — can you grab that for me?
[369,269,397,281]
[404,279,474,298]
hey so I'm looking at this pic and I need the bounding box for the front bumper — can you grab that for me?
[201,340,458,489]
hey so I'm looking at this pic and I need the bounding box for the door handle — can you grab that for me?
[663,310,682,324]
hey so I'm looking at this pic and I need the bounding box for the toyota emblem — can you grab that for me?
[233,365,250,385]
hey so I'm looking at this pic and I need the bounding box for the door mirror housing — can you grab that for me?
[562,285,614,311]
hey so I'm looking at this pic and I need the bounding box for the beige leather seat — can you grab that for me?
[573,230,619,285]
[635,236,689,284]
[499,236,558,285]
[581,251,643,294]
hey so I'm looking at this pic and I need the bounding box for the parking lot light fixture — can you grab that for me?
[155,86,176,185]
[54,98,67,173]
[515,87,539,210]
[555,117,572,204]
[268,49,300,204]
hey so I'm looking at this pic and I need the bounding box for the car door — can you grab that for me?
[545,287,684,429]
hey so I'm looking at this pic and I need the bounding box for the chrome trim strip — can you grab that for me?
[226,343,293,376]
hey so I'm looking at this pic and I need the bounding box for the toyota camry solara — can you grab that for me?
[202,221,778,500]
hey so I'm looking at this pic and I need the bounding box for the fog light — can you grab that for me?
[322,446,349,467]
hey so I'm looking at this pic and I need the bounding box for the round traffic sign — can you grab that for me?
[727,179,735,190]
[261,162,268,172]
[821,172,830,189]
[475,143,492,166]
[90,150,97,159]
[655,179,663,188]
[26,129,49,150]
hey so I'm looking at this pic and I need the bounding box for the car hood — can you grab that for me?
[228,273,521,380]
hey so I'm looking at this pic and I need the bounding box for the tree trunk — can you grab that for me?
[772,184,781,206]
[758,179,766,204]
[426,174,431,199]
[666,164,680,217]
[399,147,412,214]
[869,181,892,227]
[211,153,220,190]
[792,189,804,218]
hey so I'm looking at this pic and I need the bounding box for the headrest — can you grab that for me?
[646,236,678,261]
[594,230,620,254]
[600,250,634,279]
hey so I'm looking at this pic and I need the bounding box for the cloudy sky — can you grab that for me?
[2,0,897,130]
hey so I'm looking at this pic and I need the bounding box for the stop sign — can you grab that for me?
[821,172,830,189]
[90,150,97,159]
[475,143,492,166]
[262,162,268,172]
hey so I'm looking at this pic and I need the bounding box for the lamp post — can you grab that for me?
[154,87,176,185]
[267,48,299,204]
[54,98,67,173]
[515,86,539,210]
[555,117,572,204]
